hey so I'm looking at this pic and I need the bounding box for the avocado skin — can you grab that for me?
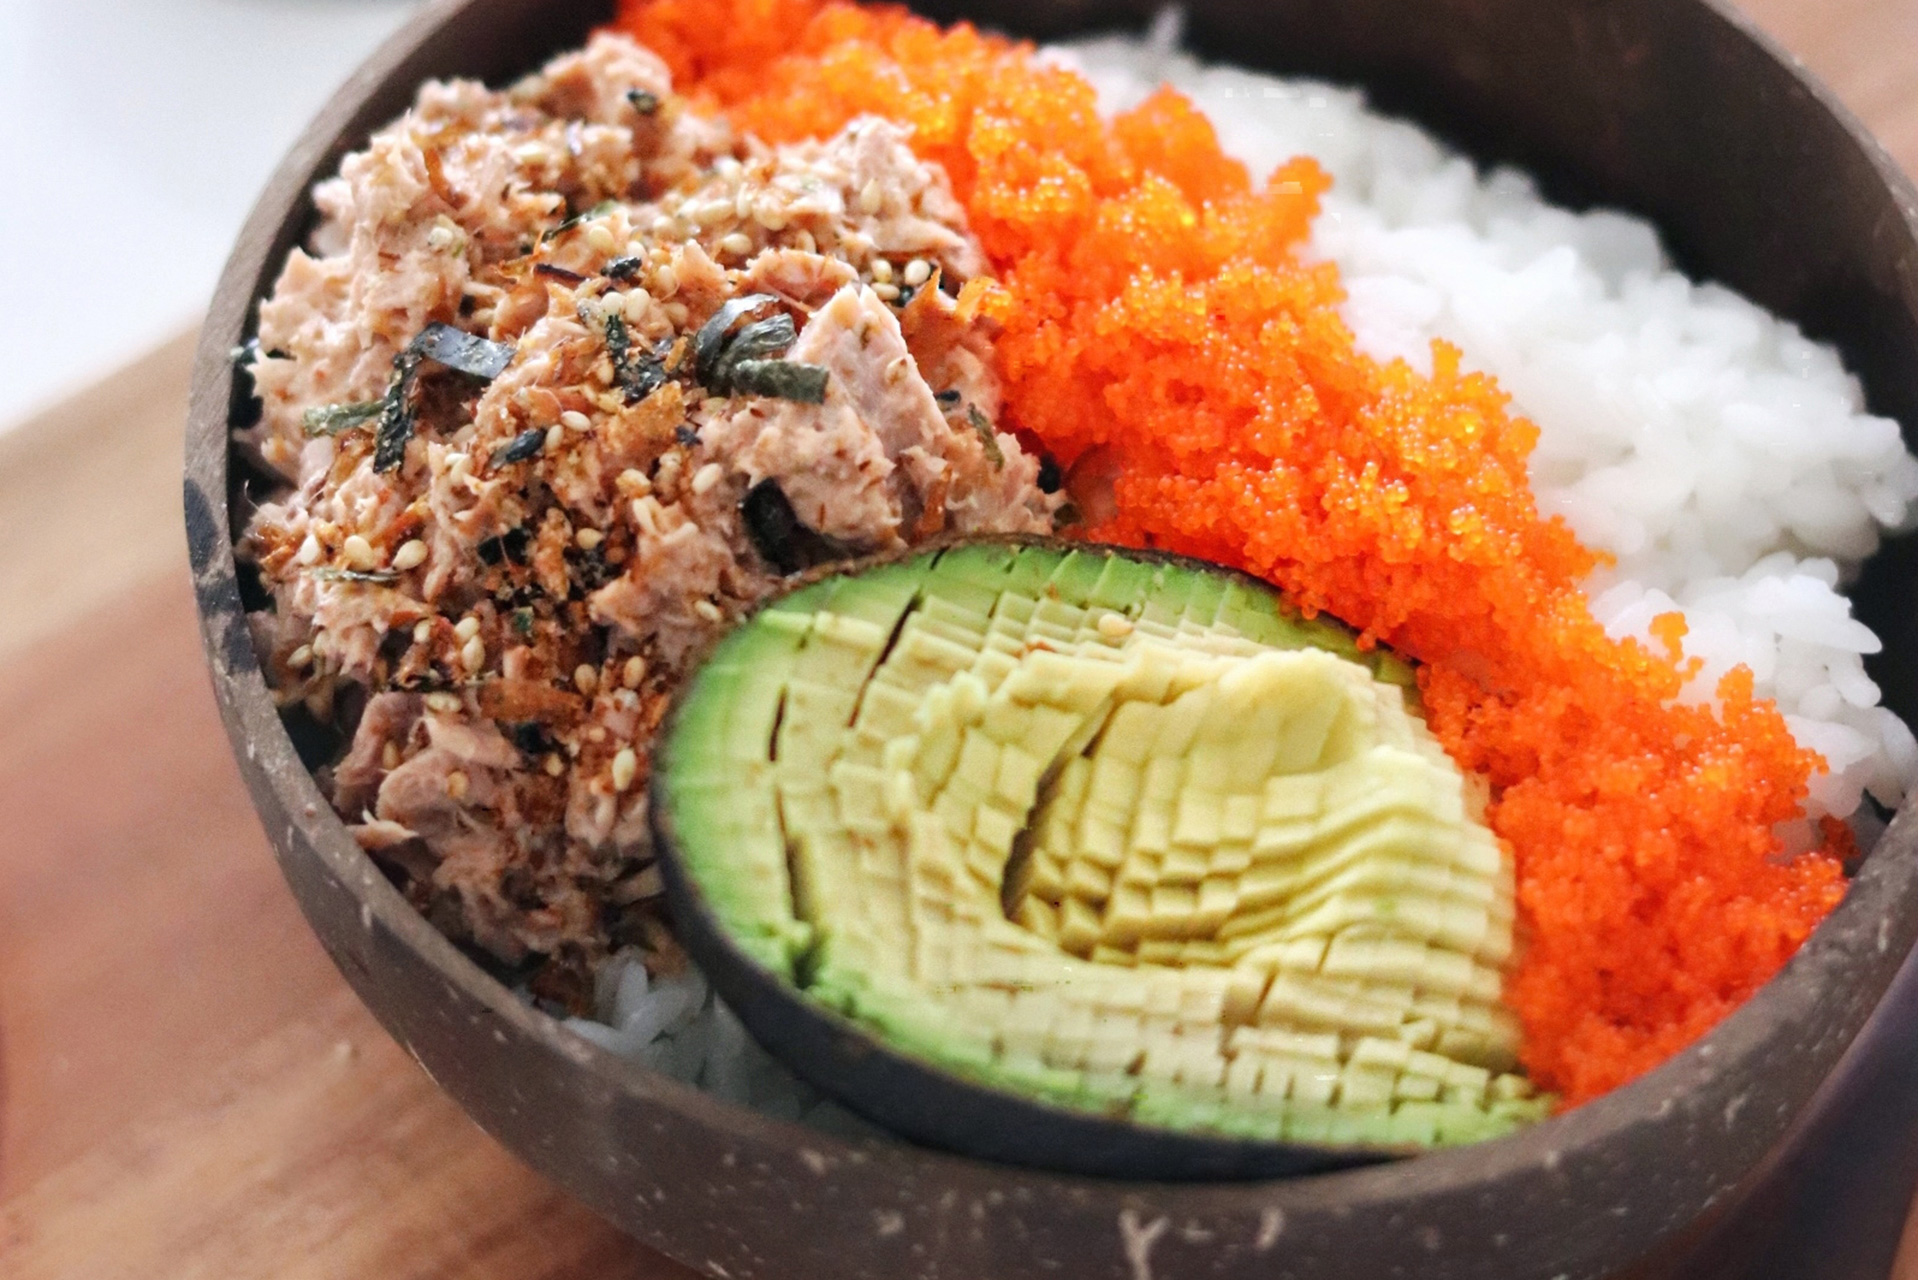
[654,537,1549,1163]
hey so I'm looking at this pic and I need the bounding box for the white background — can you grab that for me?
[0,0,420,431]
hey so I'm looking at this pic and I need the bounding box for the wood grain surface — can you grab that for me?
[0,1,1911,1276]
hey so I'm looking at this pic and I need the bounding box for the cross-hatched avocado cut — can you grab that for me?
[652,536,1550,1178]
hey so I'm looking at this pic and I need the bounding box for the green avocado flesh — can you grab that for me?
[658,542,1549,1148]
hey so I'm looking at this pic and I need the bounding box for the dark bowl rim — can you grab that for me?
[181,0,1919,1222]
[1702,0,1918,225]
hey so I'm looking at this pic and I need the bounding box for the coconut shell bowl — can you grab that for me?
[183,0,1917,1276]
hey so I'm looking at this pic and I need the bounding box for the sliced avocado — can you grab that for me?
[654,539,1550,1153]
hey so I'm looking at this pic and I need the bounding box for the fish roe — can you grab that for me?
[612,0,1851,1105]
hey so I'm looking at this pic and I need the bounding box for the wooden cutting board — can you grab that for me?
[0,2,1912,1275]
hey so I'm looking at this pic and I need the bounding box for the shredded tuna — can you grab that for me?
[238,33,1058,1004]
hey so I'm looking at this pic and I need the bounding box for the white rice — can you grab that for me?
[563,960,878,1136]
[578,15,1917,1112]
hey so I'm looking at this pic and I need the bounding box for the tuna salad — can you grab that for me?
[236,33,1059,1008]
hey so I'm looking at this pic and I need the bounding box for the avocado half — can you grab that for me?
[651,537,1548,1178]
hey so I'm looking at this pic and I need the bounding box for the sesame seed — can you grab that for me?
[903,258,932,287]
[593,357,615,386]
[664,302,690,327]
[611,746,638,792]
[655,453,684,492]
[691,462,724,495]
[1097,613,1135,639]
[858,179,883,214]
[445,770,470,800]
[719,232,754,258]
[691,200,732,227]
[623,290,650,323]
[413,620,433,644]
[616,468,651,496]
[587,725,608,744]
[461,634,486,669]
[755,205,789,232]
[869,257,893,283]
[296,533,322,565]
[454,616,482,642]
[871,282,900,302]
[574,664,600,695]
[544,753,566,777]
[575,527,604,550]
[651,215,676,236]
[585,223,619,255]
[561,409,592,432]
[392,539,428,571]
[287,645,314,671]
[545,424,564,452]
[631,496,661,536]
[694,600,724,624]
[342,534,377,569]
[425,691,462,715]
[654,265,678,296]
[310,631,331,657]
[623,655,647,689]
